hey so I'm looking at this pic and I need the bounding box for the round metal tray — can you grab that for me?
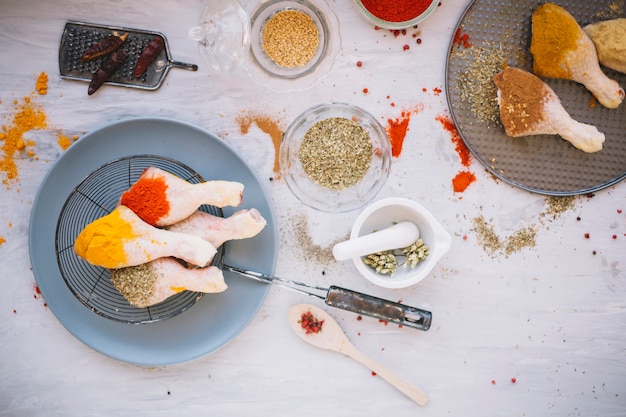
[446,0,626,195]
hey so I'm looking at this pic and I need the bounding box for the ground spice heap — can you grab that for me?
[299,117,373,190]
[110,263,156,308]
[0,72,48,187]
[360,0,434,22]
[493,67,547,137]
[262,10,319,68]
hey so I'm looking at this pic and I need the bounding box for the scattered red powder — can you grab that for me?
[436,114,471,167]
[511,377,517,383]
[453,171,476,193]
[453,27,471,48]
[436,113,476,192]
[356,61,363,67]
[363,88,369,94]
[386,112,411,157]
[372,371,377,376]
[433,87,442,95]
[385,105,423,157]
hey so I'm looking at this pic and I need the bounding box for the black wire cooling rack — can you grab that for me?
[55,155,223,324]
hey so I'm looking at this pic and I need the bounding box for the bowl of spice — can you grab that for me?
[247,0,340,91]
[352,0,439,30]
[351,198,451,289]
[280,102,392,212]
[189,0,340,92]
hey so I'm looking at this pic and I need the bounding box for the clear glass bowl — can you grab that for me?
[280,103,392,213]
[351,0,439,29]
[246,0,341,91]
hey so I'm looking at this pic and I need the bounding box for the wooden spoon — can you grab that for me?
[288,303,429,407]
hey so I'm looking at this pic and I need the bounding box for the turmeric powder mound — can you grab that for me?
[530,4,584,79]
[0,95,46,187]
[36,72,48,95]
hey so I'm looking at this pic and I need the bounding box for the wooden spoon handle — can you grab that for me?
[344,345,429,407]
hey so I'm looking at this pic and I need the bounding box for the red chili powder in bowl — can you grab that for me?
[360,0,434,23]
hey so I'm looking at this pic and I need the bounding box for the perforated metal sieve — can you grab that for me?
[55,155,223,324]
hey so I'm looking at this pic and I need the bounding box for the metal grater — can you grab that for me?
[59,20,197,91]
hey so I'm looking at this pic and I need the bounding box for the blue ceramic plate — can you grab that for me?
[28,117,277,366]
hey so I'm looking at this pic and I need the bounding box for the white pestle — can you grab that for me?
[332,221,419,261]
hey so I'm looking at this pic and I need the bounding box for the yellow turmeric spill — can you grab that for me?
[0,73,48,187]
[36,72,48,95]
[0,236,6,246]
[74,207,138,269]
[170,286,186,293]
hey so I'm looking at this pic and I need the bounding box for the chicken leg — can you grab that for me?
[110,258,227,308]
[120,167,244,227]
[165,208,267,248]
[584,18,626,75]
[494,67,605,153]
[530,3,624,109]
[74,205,217,269]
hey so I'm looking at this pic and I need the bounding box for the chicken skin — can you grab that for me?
[166,208,267,248]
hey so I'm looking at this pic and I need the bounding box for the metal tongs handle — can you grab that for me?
[326,286,432,331]
[222,261,432,331]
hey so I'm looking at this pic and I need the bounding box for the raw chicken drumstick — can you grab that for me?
[120,167,244,227]
[166,208,267,248]
[493,67,605,153]
[584,18,626,75]
[110,258,227,308]
[530,3,624,109]
[74,205,217,269]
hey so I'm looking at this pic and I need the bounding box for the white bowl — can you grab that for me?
[350,197,451,288]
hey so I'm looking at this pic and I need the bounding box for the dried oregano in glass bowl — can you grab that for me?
[280,103,391,213]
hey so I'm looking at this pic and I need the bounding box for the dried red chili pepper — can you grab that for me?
[134,36,165,77]
[80,32,128,62]
[88,49,127,95]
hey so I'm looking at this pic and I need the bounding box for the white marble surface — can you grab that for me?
[1,0,625,416]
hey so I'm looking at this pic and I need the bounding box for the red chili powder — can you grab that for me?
[386,111,411,157]
[436,114,471,167]
[385,105,423,157]
[361,0,434,23]
[120,176,170,226]
[436,114,476,192]
[452,171,476,193]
